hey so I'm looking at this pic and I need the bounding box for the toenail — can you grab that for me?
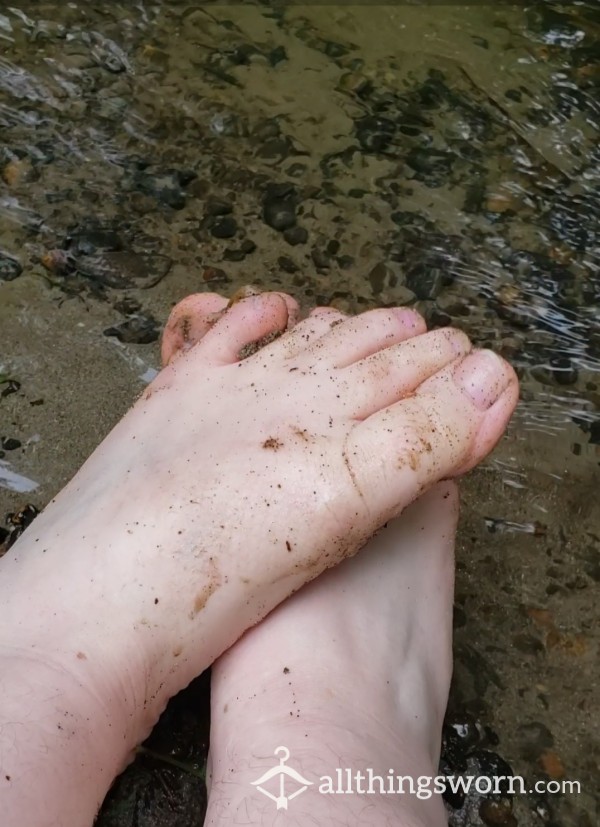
[453,350,511,410]
[390,307,424,330]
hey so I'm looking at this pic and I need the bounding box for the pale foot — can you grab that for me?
[206,482,458,827]
[163,294,457,827]
[0,291,517,826]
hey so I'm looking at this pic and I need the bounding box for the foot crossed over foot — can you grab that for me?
[165,296,461,826]
[0,291,518,826]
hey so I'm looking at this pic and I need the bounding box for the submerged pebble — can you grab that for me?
[0,253,23,281]
[103,315,160,344]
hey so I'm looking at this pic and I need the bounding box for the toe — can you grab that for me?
[294,307,427,368]
[161,293,228,366]
[340,327,472,418]
[274,307,349,359]
[194,291,291,365]
[162,291,300,367]
[347,349,518,516]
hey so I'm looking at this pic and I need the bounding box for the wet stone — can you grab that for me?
[0,254,23,281]
[405,264,445,300]
[135,170,195,210]
[479,798,515,826]
[210,216,238,239]
[67,224,123,256]
[368,262,389,294]
[549,355,578,385]
[512,633,545,655]
[204,198,233,217]
[406,147,454,182]
[311,248,330,270]
[338,71,372,98]
[285,162,308,178]
[322,40,349,59]
[516,721,554,762]
[222,239,256,261]
[268,45,288,67]
[256,138,293,164]
[202,267,230,284]
[76,252,172,290]
[283,226,308,246]
[355,115,396,153]
[337,254,354,269]
[263,199,297,232]
[112,296,142,315]
[103,315,160,345]
[1,438,21,451]
[505,88,523,102]
[278,256,299,274]
[1,380,21,398]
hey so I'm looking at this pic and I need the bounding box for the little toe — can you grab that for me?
[161,293,229,366]
[295,306,427,368]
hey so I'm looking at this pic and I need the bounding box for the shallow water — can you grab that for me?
[0,3,598,825]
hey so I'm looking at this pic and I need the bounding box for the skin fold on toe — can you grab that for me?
[0,290,518,827]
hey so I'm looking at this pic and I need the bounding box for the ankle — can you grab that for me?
[0,646,138,826]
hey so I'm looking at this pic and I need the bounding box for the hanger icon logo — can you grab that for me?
[250,746,313,810]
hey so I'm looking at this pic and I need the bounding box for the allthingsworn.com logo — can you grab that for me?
[250,747,582,812]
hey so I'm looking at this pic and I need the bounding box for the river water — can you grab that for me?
[0,3,598,826]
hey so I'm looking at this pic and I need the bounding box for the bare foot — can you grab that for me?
[207,482,457,827]
[163,293,459,827]
[0,291,517,826]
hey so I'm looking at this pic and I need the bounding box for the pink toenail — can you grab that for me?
[453,350,511,410]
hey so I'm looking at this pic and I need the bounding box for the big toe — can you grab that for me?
[348,348,518,518]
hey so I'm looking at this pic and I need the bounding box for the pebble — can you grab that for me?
[268,45,288,67]
[223,239,256,261]
[202,266,230,284]
[1,380,21,398]
[368,262,389,294]
[68,224,123,256]
[0,254,23,281]
[278,256,299,274]
[405,264,445,300]
[516,721,554,762]
[136,170,194,210]
[479,798,515,826]
[311,248,330,270]
[205,198,233,217]
[263,199,296,232]
[283,226,308,246]
[103,315,160,344]
[355,115,396,152]
[76,252,172,290]
[337,255,354,270]
[1,438,21,451]
[285,163,308,178]
[549,355,579,385]
[210,216,238,239]
[113,296,142,315]
[406,147,454,180]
